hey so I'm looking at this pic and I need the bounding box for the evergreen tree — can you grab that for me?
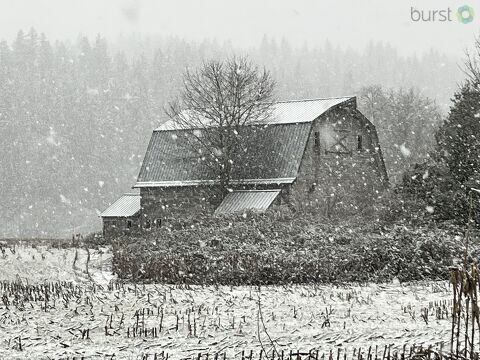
[436,82,480,185]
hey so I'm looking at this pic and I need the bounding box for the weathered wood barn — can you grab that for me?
[101,96,388,236]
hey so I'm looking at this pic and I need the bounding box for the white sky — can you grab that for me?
[0,0,478,57]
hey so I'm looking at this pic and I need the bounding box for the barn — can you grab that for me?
[101,96,388,236]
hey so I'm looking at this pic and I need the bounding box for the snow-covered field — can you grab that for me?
[0,245,453,359]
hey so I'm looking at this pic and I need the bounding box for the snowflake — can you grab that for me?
[399,143,411,157]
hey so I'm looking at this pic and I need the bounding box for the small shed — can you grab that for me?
[100,193,141,237]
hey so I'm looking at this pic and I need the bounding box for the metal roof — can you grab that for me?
[100,193,141,218]
[215,190,281,215]
[156,96,354,131]
[135,122,311,187]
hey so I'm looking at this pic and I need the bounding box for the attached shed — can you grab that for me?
[100,193,141,237]
[215,190,281,215]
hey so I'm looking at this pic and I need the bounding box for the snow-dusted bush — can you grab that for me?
[113,211,465,284]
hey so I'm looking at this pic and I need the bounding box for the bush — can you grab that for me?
[82,232,109,247]
[113,210,467,285]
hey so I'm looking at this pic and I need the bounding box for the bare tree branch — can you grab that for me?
[463,36,480,84]
[165,56,276,195]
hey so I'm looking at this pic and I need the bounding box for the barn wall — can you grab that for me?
[102,215,140,238]
[140,186,216,226]
[139,182,294,223]
[291,101,388,213]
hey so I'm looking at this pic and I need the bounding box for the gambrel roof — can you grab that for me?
[135,97,355,188]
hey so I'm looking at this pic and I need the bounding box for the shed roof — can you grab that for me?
[100,193,141,218]
[215,190,280,215]
[156,96,354,131]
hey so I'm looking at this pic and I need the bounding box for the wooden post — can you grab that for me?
[159,308,163,333]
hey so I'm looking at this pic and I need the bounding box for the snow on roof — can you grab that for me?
[100,193,141,218]
[214,189,281,215]
[134,178,295,188]
[156,96,355,131]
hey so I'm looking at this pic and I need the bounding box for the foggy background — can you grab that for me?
[0,0,477,238]
[0,0,478,56]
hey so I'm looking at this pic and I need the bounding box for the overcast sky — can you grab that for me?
[0,0,478,57]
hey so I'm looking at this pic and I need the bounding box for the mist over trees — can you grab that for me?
[358,86,443,184]
[389,38,480,226]
[0,29,459,237]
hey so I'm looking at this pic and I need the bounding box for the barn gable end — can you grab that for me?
[291,100,388,212]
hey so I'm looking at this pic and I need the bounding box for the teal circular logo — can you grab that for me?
[457,5,474,24]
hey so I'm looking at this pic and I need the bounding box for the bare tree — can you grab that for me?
[166,56,276,196]
[464,36,480,83]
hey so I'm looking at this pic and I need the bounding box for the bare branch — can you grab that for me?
[165,56,276,194]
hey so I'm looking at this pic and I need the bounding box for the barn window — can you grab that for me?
[357,135,363,151]
[314,131,320,148]
[126,219,132,229]
[145,219,151,229]
[154,219,162,228]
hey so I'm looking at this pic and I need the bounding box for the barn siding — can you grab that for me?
[139,186,216,226]
[139,182,293,222]
[103,215,140,238]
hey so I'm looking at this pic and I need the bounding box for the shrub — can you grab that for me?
[113,210,466,285]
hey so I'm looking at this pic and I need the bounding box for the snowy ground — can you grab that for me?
[0,245,453,359]
[0,243,113,285]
